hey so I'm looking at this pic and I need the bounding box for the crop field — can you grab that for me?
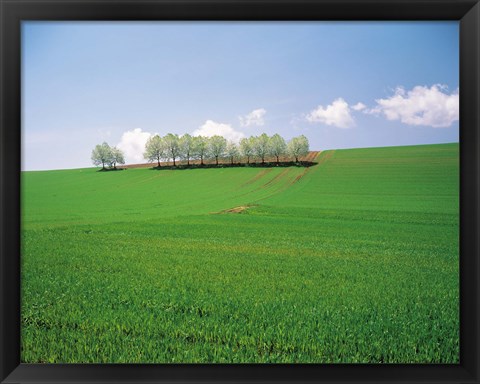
[21,143,459,363]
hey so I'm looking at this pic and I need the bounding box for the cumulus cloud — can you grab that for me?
[306,98,355,129]
[239,108,266,127]
[192,120,245,143]
[367,84,459,127]
[117,128,152,164]
[352,102,366,111]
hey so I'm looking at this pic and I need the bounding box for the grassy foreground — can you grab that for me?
[21,143,459,363]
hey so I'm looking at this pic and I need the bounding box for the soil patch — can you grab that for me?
[214,205,257,214]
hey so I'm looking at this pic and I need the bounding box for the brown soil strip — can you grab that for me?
[292,171,307,185]
[304,151,320,162]
[261,168,291,188]
[317,150,335,165]
[241,169,273,187]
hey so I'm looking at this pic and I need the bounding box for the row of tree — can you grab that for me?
[143,133,310,167]
[91,133,309,169]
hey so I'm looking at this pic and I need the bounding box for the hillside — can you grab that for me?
[21,143,459,363]
[22,158,313,225]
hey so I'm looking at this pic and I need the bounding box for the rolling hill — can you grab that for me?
[21,143,459,363]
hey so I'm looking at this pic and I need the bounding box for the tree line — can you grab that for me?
[92,133,309,170]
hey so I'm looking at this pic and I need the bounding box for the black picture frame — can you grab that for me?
[1,0,479,383]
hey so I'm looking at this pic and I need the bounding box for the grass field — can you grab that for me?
[21,143,459,363]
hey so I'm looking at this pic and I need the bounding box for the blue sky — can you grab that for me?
[22,21,459,170]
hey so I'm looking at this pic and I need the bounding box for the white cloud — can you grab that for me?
[306,98,355,129]
[192,120,245,143]
[352,102,366,111]
[367,84,459,128]
[117,128,152,164]
[239,108,266,127]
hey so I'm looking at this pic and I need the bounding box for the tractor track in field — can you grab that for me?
[252,151,329,203]
[260,168,291,188]
[239,151,322,189]
[240,169,273,187]
[289,151,322,185]
[232,151,324,205]
[317,150,335,165]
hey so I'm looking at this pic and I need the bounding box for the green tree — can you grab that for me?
[91,142,112,170]
[209,135,227,165]
[164,133,180,166]
[109,147,125,169]
[193,136,209,165]
[288,135,310,162]
[180,134,196,166]
[240,137,254,164]
[226,141,239,165]
[144,135,165,167]
[269,134,287,165]
[253,133,270,164]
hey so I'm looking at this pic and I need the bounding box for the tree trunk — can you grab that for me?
[173,157,176,166]
[231,157,234,165]
[102,162,105,170]
[157,158,160,167]
[295,156,298,162]
[187,157,190,166]
[247,156,250,164]
[215,156,218,165]
[201,156,204,165]
[276,155,279,164]
[262,156,265,164]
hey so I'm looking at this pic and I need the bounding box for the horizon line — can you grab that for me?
[22,141,459,172]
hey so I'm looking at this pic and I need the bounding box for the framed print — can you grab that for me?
[1,0,479,383]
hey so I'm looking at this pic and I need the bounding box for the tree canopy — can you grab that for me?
[209,135,228,165]
[252,133,270,164]
[287,135,310,162]
[239,137,254,164]
[269,134,287,164]
[93,133,310,170]
[141,133,309,166]
[91,142,125,170]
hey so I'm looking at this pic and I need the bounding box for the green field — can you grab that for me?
[21,143,459,363]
